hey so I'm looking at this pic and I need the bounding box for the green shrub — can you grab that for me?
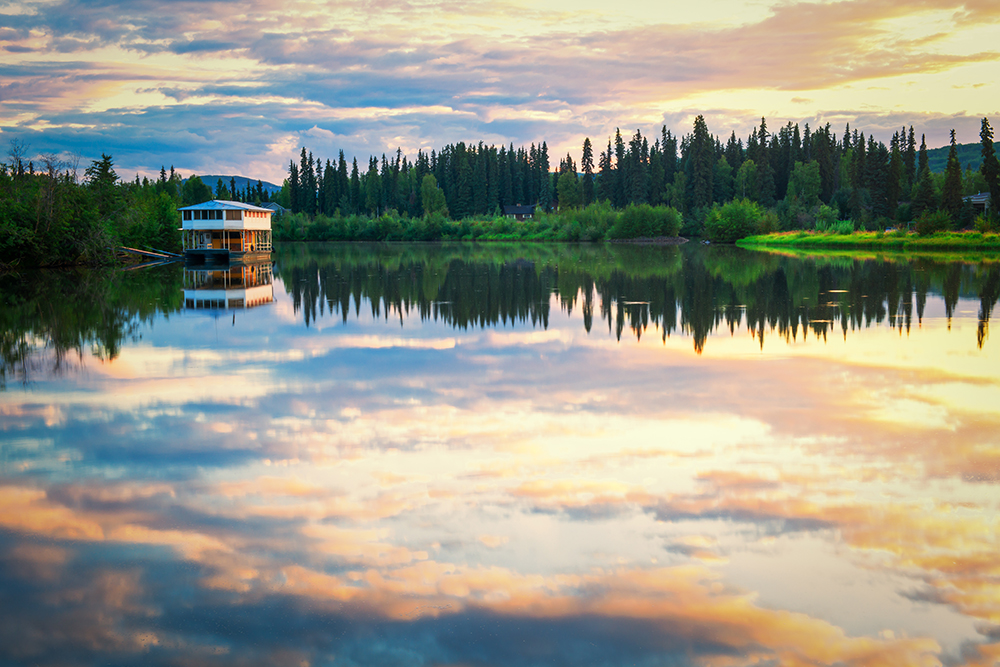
[914,209,953,236]
[758,209,780,234]
[814,204,838,230]
[572,201,619,241]
[703,199,763,242]
[607,204,682,239]
[974,214,996,233]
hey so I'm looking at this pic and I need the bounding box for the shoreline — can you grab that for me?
[738,230,1000,252]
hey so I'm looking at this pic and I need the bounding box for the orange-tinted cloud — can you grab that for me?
[1,0,995,178]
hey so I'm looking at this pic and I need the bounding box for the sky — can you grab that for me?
[1,0,999,184]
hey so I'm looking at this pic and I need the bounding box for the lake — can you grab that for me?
[1,242,998,667]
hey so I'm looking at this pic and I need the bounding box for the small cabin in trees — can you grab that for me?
[964,192,991,215]
[179,200,273,264]
[503,204,536,221]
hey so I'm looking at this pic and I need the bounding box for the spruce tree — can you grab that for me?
[981,117,1000,216]
[581,137,595,205]
[905,127,917,190]
[648,140,663,205]
[288,160,300,213]
[538,142,551,211]
[942,130,964,221]
[814,125,837,203]
[887,133,902,218]
[613,129,626,208]
[912,166,937,219]
[337,152,349,208]
[498,145,512,208]
[627,130,648,204]
[512,145,524,205]
[597,141,613,203]
[661,128,677,192]
[866,137,890,219]
[323,160,337,213]
[724,131,743,171]
[453,155,473,218]
[472,148,487,214]
[687,115,714,210]
[485,146,499,214]
[350,158,360,214]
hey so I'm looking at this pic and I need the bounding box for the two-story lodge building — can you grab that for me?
[179,200,273,264]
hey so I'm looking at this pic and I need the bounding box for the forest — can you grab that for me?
[2,115,999,266]
[0,150,272,267]
[272,116,1000,243]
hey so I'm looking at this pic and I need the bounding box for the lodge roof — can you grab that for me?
[503,204,536,215]
[963,192,991,204]
[177,200,273,213]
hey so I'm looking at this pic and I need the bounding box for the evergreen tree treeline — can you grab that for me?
[281,141,556,219]
[282,115,1000,238]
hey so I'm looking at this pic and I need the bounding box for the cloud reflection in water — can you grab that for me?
[0,243,998,666]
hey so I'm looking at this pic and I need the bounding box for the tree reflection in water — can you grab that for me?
[0,265,182,387]
[276,243,1000,353]
[3,245,998,389]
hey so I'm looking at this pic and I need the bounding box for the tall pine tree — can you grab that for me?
[686,115,714,211]
[981,117,1000,218]
[581,137,595,206]
[942,129,964,221]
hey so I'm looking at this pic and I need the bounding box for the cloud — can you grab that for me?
[1,0,997,178]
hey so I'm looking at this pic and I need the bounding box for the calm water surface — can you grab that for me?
[1,243,999,667]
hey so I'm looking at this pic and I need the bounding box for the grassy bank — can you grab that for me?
[273,202,684,243]
[738,230,1000,253]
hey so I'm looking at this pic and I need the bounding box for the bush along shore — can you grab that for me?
[738,229,1000,252]
[272,201,684,243]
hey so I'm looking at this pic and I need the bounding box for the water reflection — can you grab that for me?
[0,243,998,667]
[0,265,182,387]
[277,243,1000,352]
[183,263,275,311]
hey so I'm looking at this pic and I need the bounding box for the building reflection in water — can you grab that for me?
[183,262,274,310]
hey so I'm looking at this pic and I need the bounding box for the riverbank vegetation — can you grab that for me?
[273,200,682,242]
[0,146,272,267]
[4,114,999,265]
[739,229,1000,252]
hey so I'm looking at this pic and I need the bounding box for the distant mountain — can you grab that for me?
[195,175,284,195]
[926,142,1000,173]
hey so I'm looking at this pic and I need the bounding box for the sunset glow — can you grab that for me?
[2,0,998,181]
